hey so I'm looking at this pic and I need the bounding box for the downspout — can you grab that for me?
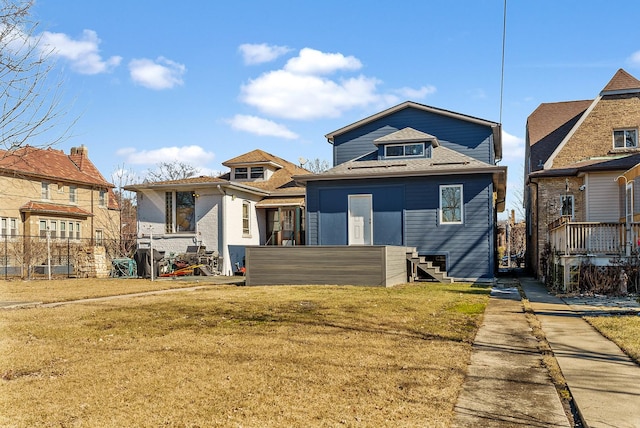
[216,185,230,276]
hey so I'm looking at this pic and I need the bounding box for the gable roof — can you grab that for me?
[325,101,502,160]
[373,127,440,147]
[222,148,284,168]
[601,68,640,94]
[528,68,640,172]
[527,100,592,172]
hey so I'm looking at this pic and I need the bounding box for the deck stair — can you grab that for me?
[406,251,453,283]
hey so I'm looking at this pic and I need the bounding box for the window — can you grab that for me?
[560,195,574,219]
[250,167,264,179]
[60,221,66,239]
[242,201,251,236]
[49,220,57,239]
[165,192,173,233]
[69,186,77,204]
[75,222,81,239]
[614,129,638,149]
[234,167,248,179]
[95,229,104,245]
[1,219,5,237]
[175,192,195,232]
[39,220,48,238]
[41,182,50,200]
[1,218,17,237]
[440,185,463,224]
[99,190,106,207]
[384,143,425,158]
[10,218,16,237]
[627,183,633,223]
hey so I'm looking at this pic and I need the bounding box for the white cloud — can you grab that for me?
[239,43,291,65]
[284,48,362,75]
[227,115,298,139]
[394,85,437,99]
[501,129,525,162]
[129,57,186,90]
[116,145,214,166]
[241,69,381,120]
[40,29,122,74]
[627,50,640,67]
[238,47,435,120]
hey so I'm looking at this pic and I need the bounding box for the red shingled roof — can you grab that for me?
[601,69,640,93]
[20,201,94,217]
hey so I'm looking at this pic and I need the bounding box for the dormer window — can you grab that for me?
[384,142,428,158]
[614,129,638,149]
[250,167,264,179]
[234,167,248,179]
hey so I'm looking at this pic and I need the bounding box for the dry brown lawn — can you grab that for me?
[585,315,640,363]
[1,280,489,427]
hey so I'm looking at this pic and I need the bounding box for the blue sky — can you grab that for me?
[28,0,640,219]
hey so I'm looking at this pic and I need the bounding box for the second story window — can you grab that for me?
[69,186,77,204]
[384,143,426,158]
[614,129,638,149]
[560,195,574,220]
[99,190,106,207]
[41,182,50,200]
[234,167,248,179]
[250,167,264,179]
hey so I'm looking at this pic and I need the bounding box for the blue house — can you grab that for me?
[298,101,507,282]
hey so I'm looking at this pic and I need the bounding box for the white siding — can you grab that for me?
[586,172,621,222]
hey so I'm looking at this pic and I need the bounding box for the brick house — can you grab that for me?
[525,69,640,290]
[0,145,120,277]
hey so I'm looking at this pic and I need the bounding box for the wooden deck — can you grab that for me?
[244,246,411,287]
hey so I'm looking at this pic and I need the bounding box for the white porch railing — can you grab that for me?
[548,218,636,255]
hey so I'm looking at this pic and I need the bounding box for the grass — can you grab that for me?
[585,315,640,363]
[0,280,490,427]
[0,277,238,304]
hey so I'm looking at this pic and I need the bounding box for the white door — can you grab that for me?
[348,194,372,245]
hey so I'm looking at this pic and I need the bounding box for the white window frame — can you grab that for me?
[41,182,50,200]
[613,128,638,149]
[69,186,77,204]
[242,200,251,237]
[250,166,264,179]
[560,194,574,220]
[234,167,248,180]
[626,182,634,224]
[384,142,425,158]
[99,190,106,207]
[440,184,463,224]
[95,229,104,245]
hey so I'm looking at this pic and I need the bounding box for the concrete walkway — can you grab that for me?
[455,275,640,428]
[453,279,570,427]
[520,276,640,428]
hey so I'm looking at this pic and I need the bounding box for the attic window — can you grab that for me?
[250,167,264,179]
[385,142,425,158]
[614,129,638,149]
[234,167,248,179]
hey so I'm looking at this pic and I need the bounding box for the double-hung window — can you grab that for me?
[242,201,251,236]
[250,167,264,179]
[41,182,50,200]
[69,186,77,204]
[440,185,463,224]
[234,167,248,179]
[614,129,638,149]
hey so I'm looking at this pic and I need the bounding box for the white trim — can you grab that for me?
[544,96,601,170]
[348,194,373,245]
[439,184,464,224]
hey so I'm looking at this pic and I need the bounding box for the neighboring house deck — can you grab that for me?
[525,69,640,291]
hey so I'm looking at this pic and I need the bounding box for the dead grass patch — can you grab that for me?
[0,277,233,304]
[1,282,489,427]
[585,315,640,363]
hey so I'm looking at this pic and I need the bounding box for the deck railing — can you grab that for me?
[548,219,630,255]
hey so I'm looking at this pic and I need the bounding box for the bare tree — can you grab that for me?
[145,161,199,182]
[0,0,71,151]
[110,165,138,256]
[305,158,330,174]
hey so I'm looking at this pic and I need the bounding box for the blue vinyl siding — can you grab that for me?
[306,175,495,280]
[333,107,494,165]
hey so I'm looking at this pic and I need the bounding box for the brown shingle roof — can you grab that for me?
[0,145,113,187]
[527,100,592,171]
[601,68,640,93]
